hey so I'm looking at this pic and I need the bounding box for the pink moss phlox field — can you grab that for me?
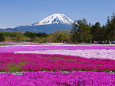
[0,53,115,72]
[0,71,114,86]
[0,45,115,53]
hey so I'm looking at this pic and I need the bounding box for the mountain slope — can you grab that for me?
[32,14,73,25]
[0,14,74,33]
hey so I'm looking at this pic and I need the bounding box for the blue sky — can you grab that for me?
[0,0,115,28]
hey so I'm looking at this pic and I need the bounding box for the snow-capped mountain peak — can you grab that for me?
[33,14,74,26]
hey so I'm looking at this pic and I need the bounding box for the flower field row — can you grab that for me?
[0,53,115,72]
[0,45,115,53]
[0,71,114,86]
[15,49,115,60]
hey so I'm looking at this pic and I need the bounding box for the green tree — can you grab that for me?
[57,30,71,43]
[0,32,5,42]
[71,19,92,43]
[71,21,79,43]
[24,31,35,42]
[52,30,61,43]
[106,13,115,41]
[91,22,102,42]
[14,32,24,42]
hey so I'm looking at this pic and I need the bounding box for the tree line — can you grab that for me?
[0,14,115,44]
[0,30,71,43]
[71,14,115,44]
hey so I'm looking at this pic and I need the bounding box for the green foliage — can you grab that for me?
[91,22,102,41]
[7,62,26,72]
[51,30,71,43]
[106,13,115,41]
[71,13,115,43]
[24,31,49,42]
[71,19,92,43]
[0,32,5,42]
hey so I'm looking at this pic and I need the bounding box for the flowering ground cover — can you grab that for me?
[0,53,115,72]
[0,45,115,53]
[0,71,114,86]
[0,44,115,85]
[16,49,115,60]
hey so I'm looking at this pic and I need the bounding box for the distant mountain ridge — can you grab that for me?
[0,14,74,33]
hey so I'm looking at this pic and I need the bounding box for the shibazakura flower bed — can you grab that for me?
[0,53,115,72]
[0,45,115,53]
[16,49,115,60]
[0,71,114,86]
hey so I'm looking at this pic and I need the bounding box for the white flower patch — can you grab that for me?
[15,49,115,60]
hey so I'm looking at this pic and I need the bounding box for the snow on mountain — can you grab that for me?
[0,14,73,33]
[33,14,74,26]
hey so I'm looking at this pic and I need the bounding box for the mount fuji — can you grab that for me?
[0,14,74,33]
[33,14,73,25]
